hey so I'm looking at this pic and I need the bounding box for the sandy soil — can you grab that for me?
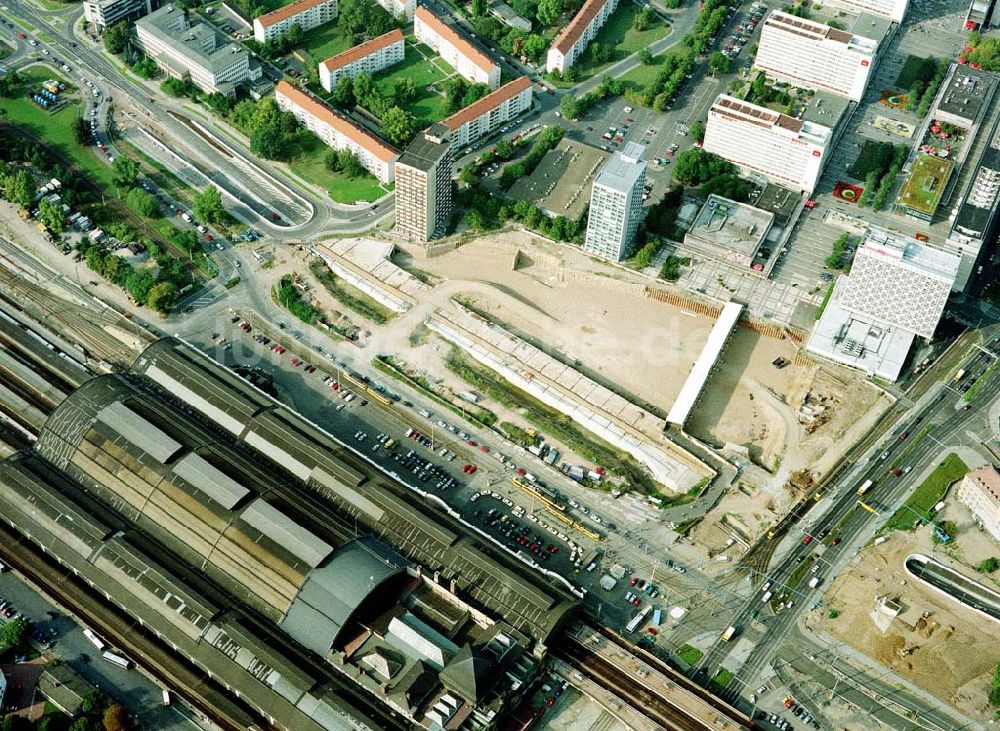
[809,525,1000,722]
[536,687,626,731]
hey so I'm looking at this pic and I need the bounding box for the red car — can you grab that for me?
[647,627,657,635]
[272,212,281,221]
[629,577,639,586]
[275,346,286,354]
[893,468,902,477]
[462,464,477,474]
[632,597,641,606]
[290,357,301,366]
[479,445,489,453]
[17,32,25,39]
[899,431,909,440]
[467,440,478,447]
[832,536,842,545]
[205,234,213,242]
[515,467,526,476]
[802,534,813,545]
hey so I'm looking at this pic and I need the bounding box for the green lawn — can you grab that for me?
[287,133,386,204]
[709,668,734,692]
[965,360,1000,402]
[297,23,355,63]
[374,41,452,127]
[884,453,969,532]
[620,56,668,92]
[551,4,671,86]
[0,71,114,191]
[675,644,703,666]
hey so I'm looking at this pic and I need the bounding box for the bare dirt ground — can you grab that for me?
[535,688,626,731]
[808,525,1000,722]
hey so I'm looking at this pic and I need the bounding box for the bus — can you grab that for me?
[652,609,662,627]
[102,651,133,670]
[856,479,873,496]
[761,591,772,603]
[857,500,879,515]
[625,605,651,633]
[83,629,106,651]
[721,625,737,642]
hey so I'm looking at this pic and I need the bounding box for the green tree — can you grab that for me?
[381,106,413,146]
[250,125,286,159]
[537,0,561,27]
[590,42,613,64]
[462,83,490,107]
[633,6,657,30]
[111,156,140,189]
[523,34,547,61]
[146,282,177,314]
[103,704,129,731]
[125,270,156,305]
[286,22,304,47]
[472,0,487,16]
[193,185,225,224]
[124,187,160,218]
[708,51,730,76]
[0,69,22,97]
[672,149,738,186]
[394,76,416,103]
[324,147,342,172]
[337,150,365,178]
[104,21,132,55]
[332,75,355,107]
[4,169,35,208]
[443,75,469,112]
[69,718,91,731]
[73,116,91,145]
[38,198,65,232]
[639,48,654,65]
[2,616,28,648]
[459,166,476,185]
[976,557,1000,573]
[560,94,580,119]
[701,173,750,201]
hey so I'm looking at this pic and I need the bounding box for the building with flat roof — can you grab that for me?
[376,0,414,20]
[0,337,577,731]
[507,139,609,220]
[395,123,453,242]
[823,0,908,22]
[415,7,500,89]
[319,29,405,92]
[945,135,1000,290]
[806,228,959,381]
[546,0,619,74]
[755,10,879,101]
[135,4,261,96]
[683,195,775,267]
[896,154,955,220]
[442,76,533,148]
[703,95,830,192]
[38,666,94,718]
[276,81,397,184]
[490,1,532,31]
[253,0,338,44]
[583,142,646,262]
[959,465,1000,542]
[83,0,150,28]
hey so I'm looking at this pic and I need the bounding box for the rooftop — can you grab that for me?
[137,5,251,75]
[415,6,498,74]
[398,123,452,172]
[507,139,609,219]
[713,95,832,145]
[848,12,892,41]
[276,81,398,162]
[800,89,851,128]
[320,29,404,72]
[442,76,532,130]
[255,0,332,27]
[936,64,995,123]
[551,0,614,54]
[897,153,955,216]
[965,465,1000,503]
[765,9,878,53]
[686,195,774,256]
[594,143,646,194]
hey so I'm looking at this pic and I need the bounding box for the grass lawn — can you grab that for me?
[965,360,1000,402]
[309,262,395,324]
[550,4,670,86]
[884,453,969,532]
[676,644,703,666]
[374,42,452,127]
[0,73,114,191]
[897,154,953,215]
[620,56,667,93]
[287,133,385,204]
[895,55,939,90]
[297,23,355,63]
[709,668,734,692]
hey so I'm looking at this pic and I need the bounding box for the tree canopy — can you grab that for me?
[193,186,226,224]
[672,148,738,186]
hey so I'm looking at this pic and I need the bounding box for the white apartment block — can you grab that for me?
[84,0,150,29]
[319,29,404,92]
[546,0,619,75]
[376,0,414,21]
[395,123,453,242]
[135,4,261,96]
[703,95,830,192]
[275,81,398,184]
[442,76,533,148]
[755,11,878,101]
[958,466,1000,542]
[253,0,337,44]
[584,142,646,262]
[823,0,908,22]
[415,7,500,89]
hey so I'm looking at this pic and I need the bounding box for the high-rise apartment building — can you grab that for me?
[755,11,878,101]
[319,29,405,92]
[703,95,830,192]
[823,0,908,22]
[84,0,151,29]
[415,7,500,89]
[253,0,338,44]
[546,0,619,74]
[958,466,1000,542]
[442,76,533,148]
[583,142,646,262]
[135,4,261,96]
[395,124,453,242]
[275,81,398,184]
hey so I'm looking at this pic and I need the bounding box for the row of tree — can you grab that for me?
[498,126,565,189]
[328,74,415,147]
[671,148,749,201]
[457,181,585,244]
[559,75,624,120]
[628,47,695,111]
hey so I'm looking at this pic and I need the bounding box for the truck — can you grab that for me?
[180,212,193,223]
[761,591,772,603]
[808,576,821,588]
[721,625,737,642]
[857,479,873,496]
[954,368,966,382]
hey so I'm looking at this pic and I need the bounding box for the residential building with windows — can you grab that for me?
[958,466,1000,542]
[415,6,500,89]
[253,0,338,44]
[806,228,959,381]
[755,11,878,101]
[546,0,619,74]
[395,123,453,242]
[275,81,398,184]
[824,0,908,21]
[583,142,646,262]
[135,4,261,96]
[376,0,414,21]
[442,76,533,148]
[703,95,830,192]
[84,0,151,29]
[319,29,405,92]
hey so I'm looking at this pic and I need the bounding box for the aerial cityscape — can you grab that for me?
[0,0,997,728]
